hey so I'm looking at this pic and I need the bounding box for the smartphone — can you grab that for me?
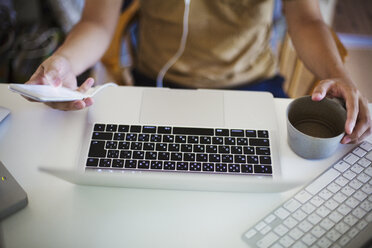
[8,84,87,102]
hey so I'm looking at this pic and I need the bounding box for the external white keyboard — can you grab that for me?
[243,141,372,248]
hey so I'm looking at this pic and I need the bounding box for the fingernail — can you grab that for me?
[343,137,351,144]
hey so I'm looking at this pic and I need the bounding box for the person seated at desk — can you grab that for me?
[25,0,371,144]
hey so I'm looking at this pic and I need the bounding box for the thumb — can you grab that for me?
[43,69,62,87]
[312,80,333,101]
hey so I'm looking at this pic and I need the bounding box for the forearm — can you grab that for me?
[55,21,114,75]
[287,19,350,81]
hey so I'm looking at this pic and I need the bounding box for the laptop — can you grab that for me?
[41,86,300,192]
[0,160,28,220]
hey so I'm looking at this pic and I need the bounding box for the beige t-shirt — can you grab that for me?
[136,0,277,88]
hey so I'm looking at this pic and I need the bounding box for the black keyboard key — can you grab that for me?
[196,154,208,162]
[151,161,163,170]
[218,145,230,154]
[215,163,227,172]
[99,159,111,167]
[215,129,229,136]
[222,155,233,163]
[177,162,188,170]
[163,135,174,143]
[254,165,272,174]
[106,124,117,132]
[190,162,202,171]
[168,144,180,152]
[200,136,211,144]
[245,130,257,137]
[143,143,155,151]
[94,124,105,131]
[126,133,137,141]
[138,134,150,142]
[175,135,187,143]
[114,133,125,141]
[125,159,137,168]
[164,161,176,170]
[118,141,130,150]
[158,126,172,134]
[120,150,132,159]
[234,155,246,163]
[131,142,143,150]
[105,141,118,149]
[107,150,119,158]
[249,138,270,147]
[259,156,272,164]
[188,136,199,144]
[133,151,145,159]
[138,160,150,169]
[88,141,106,157]
[257,130,269,138]
[256,147,271,155]
[243,146,255,154]
[202,163,214,172]
[206,145,218,153]
[171,152,183,161]
[247,155,259,164]
[181,144,192,152]
[145,152,157,160]
[228,164,240,173]
[158,152,170,160]
[142,126,157,133]
[241,164,253,173]
[118,125,129,132]
[231,146,243,154]
[224,137,236,145]
[92,132,113,140]
[184,153,195,161]
[209,154,221,162]
[212,137,223,144]
[130,125,141,133]
[237,138,248,146]
[150,134,162,142]
[173,127,213,136]
[193,145,205,153]
[112,159,124,168]
[156,143,167,151]
[86,158,99,167]
[231,129,244,137]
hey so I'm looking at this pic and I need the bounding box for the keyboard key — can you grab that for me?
[99,159,111,167]
[200,136,211,144]
[215,128,229,136]
[257,130,269,138]
[284,199,301,212]
[256,147,270,155]
[274,207,290,219]
[256,232,278,248]
[181,144,193,152]
[295,190,312,204]
[254,165,272,174]
[130,125,141,133]
[142,126,157,133]
[158,126,172,134]
[106,124,117,132]
[206,145,217,153]
[305,168,340,195]
[107,150,119,158]
[145,151,157,160]
[112,159,124,168]
[163,135,174,143]
[196,153,208,162]
[176,162,188,170]
[175,135,187,143]
[202,163,214,172]
[209,154,221,162]
[86,158,99,167]
[114,133,125,141]
[120,150,132,159]
[231,146,243,154]
[150,161,163,170]
[171,152,182,161]
[138,134,150,142]
[222,155,233,163]
[133,151,144,159]
[168,144,180,152]
[158,152,170,160]
[193,145,205,153]
[190,162,201,171]
[259,156,271,165]
[131,142,143,150]
[343,153,360,165]
[143,143,155,151]
[230,129,244,137]
[234,155,246,163]
[224,137,236,145]
[218,146,230,154]
[241,164,253,173]
[249,138,270,147]
[88,141,107,158]
[334,161,350,173]
[186,136,198,144]
[92,132,113,140]
[94,124,105,131]
[118,141,130,150]
[245,130,257,137]
[156,143,167,151]
[150,134,162,142]
[215,163,227,172]
[247,156,259,164]
[173,127,213,135]
[118,125,129,132]
[163,161,176,170]
[212,137,223,144]
[228,164,240,173]
[126,133,137,141]
[184,153,195,161]
[137,160,150,169]
[125,159,137,168]
[243,146,255,154]
[236,138,248,145]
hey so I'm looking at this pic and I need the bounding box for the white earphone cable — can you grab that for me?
[156,0,191,88]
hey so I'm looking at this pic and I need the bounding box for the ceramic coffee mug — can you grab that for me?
[287,96,347,159]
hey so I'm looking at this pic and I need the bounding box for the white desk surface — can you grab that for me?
[0,83,371,248]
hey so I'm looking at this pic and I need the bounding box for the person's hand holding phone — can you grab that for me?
[25,54,95,111]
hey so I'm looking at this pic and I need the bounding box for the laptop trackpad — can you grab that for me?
[140,89,224,127]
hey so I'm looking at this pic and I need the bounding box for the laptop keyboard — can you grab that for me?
[85,123,273,175]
